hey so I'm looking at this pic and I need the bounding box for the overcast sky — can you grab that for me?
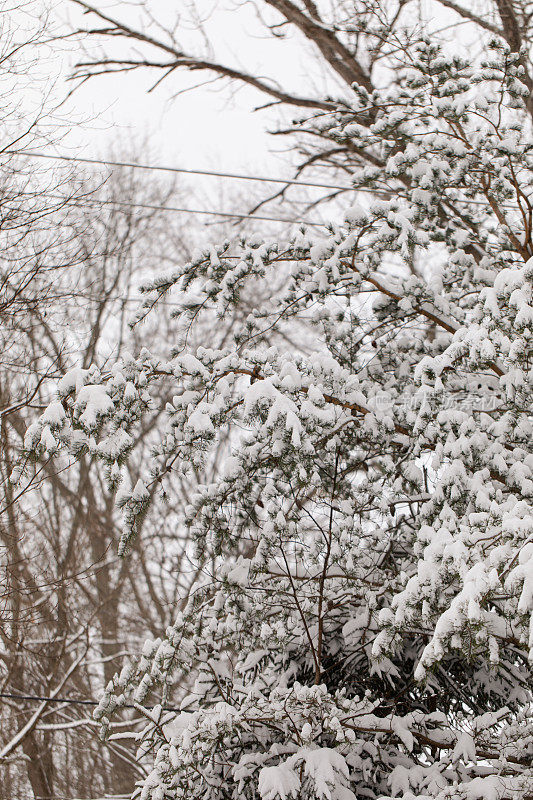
[53,0,335,176]
[11,0,485,228]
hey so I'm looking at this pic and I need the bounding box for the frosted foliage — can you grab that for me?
[259,764,300,800]
[24,43,533,799]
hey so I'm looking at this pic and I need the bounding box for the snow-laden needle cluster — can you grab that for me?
[20,42,533,800]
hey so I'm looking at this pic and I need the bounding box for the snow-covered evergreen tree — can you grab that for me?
[22,41,533,799]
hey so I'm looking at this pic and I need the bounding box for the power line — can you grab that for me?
[44,192,326,228]
[7,149,531,210]
[0,691,180,713]
[11,794,131,800]
[7,149,354,192]
[9,795,129,800]
[1,691,97,708]
[46,291,200,306]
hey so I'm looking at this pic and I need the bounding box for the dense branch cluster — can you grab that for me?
[22,41,533,800]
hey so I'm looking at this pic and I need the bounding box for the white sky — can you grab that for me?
[53,0,336,176]
[10,0,487,224]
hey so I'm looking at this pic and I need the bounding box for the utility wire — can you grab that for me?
[6,149,530,210]
[0,691,180,713]
[38,291,196,306]
[7,149,354,191]
[9,796,129,800]
[9,795,129,800]
[1,691,97,708]
[44,192,326,228]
